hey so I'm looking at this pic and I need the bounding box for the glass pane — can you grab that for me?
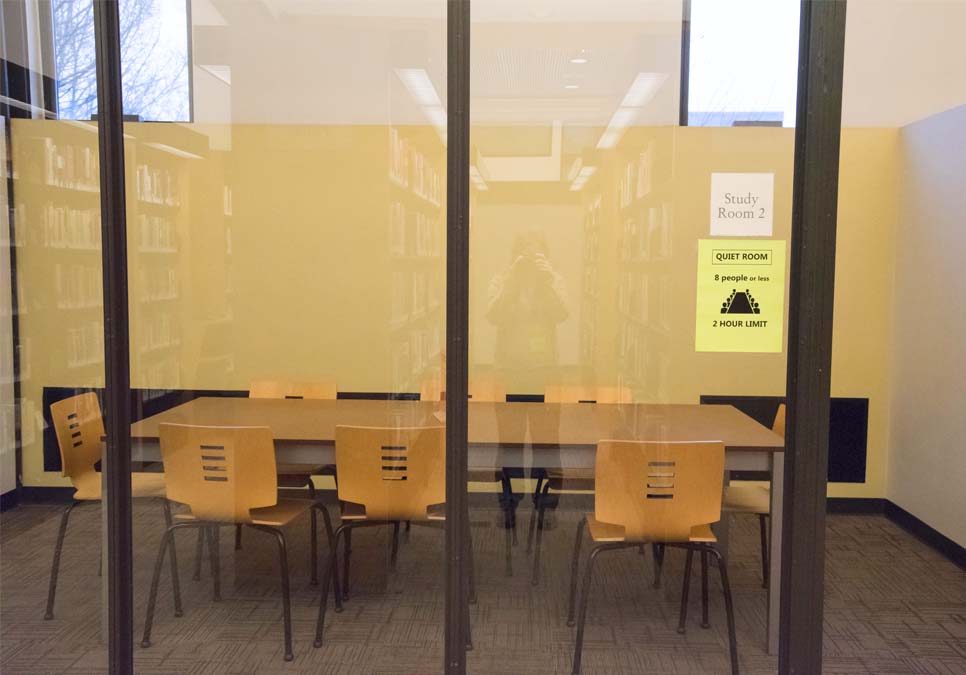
[51,0,190,121]
[3,61,108,675]
[118,1,449,671]
[687,0,800,127]
[468,1,791,672]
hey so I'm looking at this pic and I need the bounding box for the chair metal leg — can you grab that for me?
[250,525,294,662]
[314,524,348,648]
[206,526,221,601]
[142,523,196,647]
[310,508,319,585]
[526,476,545,553]
[531,482,551,586]
[701,549,710,629]
[709,547,740,674]
[466,522,477,605]
[758,513,769,588]
[44,501,79,620]
[504,512,514,577]
[235,524,243,551]
[314,504,341,602]
[390,521,401,570]
[193,527,204,580]
[566,517,587,626]
[677,548,694,634]
[652,543,665,589]
[342,527,352,601]
[306,475,317,500]
[162,500,184,617]
[571,543,624,675]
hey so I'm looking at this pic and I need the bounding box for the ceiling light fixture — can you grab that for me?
[570,57,588,64]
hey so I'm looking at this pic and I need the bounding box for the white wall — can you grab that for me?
[888,105,966,546]
[0,118,17,496]
[843,0,966,127]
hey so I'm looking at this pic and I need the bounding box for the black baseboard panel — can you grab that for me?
[18,486,76,504]
[826,497,886,514]
[884,501,966,570]
[0,489,19,511]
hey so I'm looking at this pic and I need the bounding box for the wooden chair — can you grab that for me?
[249,380,338,492]
[421,378,516,576]
[313,425,471,650]
[141,423,336,661]
[566,440,738,675]
[222,380,337,557]
[44,392,179,620]
[722,403,784,587]
[529,385,634,584]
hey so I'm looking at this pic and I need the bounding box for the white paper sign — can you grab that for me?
[710,173,774,236]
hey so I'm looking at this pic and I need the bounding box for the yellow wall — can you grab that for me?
[11,120,898,497]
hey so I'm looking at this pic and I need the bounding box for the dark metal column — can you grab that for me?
[444,0,470,673]
[92,1,134,673]
[781,1,847,673]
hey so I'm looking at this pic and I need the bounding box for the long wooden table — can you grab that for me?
[129,397,785,653]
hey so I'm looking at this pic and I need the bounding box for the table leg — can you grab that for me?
[767,452,784,655]
[712,472,731,560]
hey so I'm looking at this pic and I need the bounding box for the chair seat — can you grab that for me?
[546,467,595,490]
[723,485,771,514]
[340,501,446,522]
[174,498,315,527]
[584,514,717,544]
[72,471,167,501]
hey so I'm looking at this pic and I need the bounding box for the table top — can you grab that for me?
[130,398,784,453]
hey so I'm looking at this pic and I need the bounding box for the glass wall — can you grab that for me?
[465,1,792,672]
[7,1,964,674]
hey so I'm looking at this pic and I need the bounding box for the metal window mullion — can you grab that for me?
[92,1,134,673]
[781,1,847,673]
[444,0,470,673]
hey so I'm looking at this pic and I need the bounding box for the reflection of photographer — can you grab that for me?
[486,232,568,370]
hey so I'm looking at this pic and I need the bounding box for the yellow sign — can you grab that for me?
[695,239,785,352]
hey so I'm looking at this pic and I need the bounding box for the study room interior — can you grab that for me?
[1,1,964,674]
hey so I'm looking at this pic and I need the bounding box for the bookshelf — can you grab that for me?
[388,125,445,393]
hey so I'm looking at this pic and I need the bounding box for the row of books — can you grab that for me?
[136,214,177,252]
[617,271,672,329]
[136,267,179,303]
[66,321,105,369]
[620,204,673,262]
[390,270,443,326]
[619,145,655,208]
[43,139,99,191]
[40,205,101,250]
[136,359,182,391]
[391,327,443,385]
[617,322,671,396]
[389,202,443,258]
[54,264,103,310]
[389,128,443,206]
[134,164,181,206]
[138,312,180,354]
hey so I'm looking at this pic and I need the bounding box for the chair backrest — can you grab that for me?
[545,384,632,404]
[249,380,337,400]
[773,403,786,436]
[159,423,278,523]
[420,379,507,403]
[335,426,445,521]
[595,440,725,542]
[50,392,104,484]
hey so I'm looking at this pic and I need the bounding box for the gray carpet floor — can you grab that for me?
[2,497,964,674]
